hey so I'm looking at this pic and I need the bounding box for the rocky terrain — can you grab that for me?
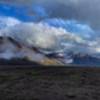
[0,68,100,100]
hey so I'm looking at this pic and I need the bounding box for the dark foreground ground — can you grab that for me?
[0,66,100,100]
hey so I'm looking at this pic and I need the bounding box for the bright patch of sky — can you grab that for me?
[0,3,48,22]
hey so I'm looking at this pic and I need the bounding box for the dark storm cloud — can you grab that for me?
[0,0,100,30]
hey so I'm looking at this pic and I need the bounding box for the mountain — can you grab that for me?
[70,53,100,67]
[0,37,65,66]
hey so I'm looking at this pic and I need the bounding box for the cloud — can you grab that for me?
[0,0,100,30]
[43,18,95,39]
[0,16,100,57]
[0,16,20,27]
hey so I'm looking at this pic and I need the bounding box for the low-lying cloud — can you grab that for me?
[0,16,100,57]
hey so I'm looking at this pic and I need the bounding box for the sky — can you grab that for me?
[0,0,100,30]
[0,0,100,58]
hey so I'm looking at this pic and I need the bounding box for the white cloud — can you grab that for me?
[0,16,100,57]
[0,16,20,28]
[0,16,20,36]
[43,18,95,40]
[6,21,87,54]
